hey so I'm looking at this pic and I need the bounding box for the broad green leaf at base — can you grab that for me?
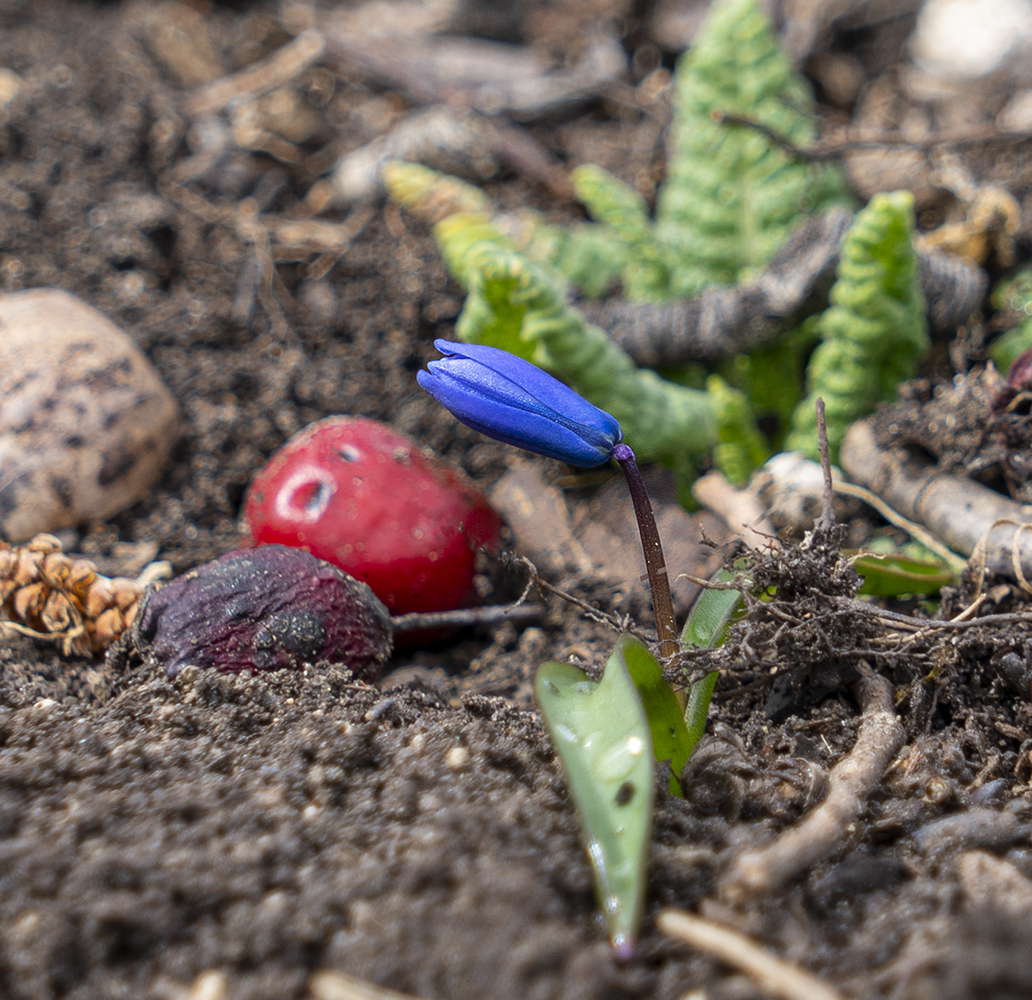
[536,635,655,958]
[620,636,694,797]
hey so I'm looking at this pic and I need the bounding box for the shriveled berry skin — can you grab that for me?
[243,417,504,615]
[134,546,393,679]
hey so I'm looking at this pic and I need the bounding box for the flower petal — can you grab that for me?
[417,366,616,466]
[429,339,622,461]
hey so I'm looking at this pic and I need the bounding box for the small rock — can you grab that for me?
[0,289,180,542]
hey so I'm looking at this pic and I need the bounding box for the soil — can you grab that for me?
[3,3,1032,999]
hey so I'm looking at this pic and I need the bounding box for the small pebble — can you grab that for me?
[0,289,180,541]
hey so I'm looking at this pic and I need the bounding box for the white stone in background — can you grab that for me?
[998,88,1032,131]
[911,0,1032,80]
[0,289,180,542]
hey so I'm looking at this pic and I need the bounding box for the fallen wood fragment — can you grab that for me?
[723,666,904,901]
[310,970,427,1000]
[840,419,1032,583]
[184,29,326,116]
[657,909,845,1000]
[322,28,626,121]
[692,470,776,550]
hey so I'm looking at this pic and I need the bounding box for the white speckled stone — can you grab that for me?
[0,289,180,541]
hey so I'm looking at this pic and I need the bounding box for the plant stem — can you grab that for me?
[612,443,679,661]
[390,603,544,634]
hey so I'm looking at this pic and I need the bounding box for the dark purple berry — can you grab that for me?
[133,545,393,679]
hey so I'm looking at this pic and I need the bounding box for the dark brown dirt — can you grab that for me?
[4,3,1032,1000]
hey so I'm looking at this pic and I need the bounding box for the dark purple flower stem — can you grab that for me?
[612,443,679,661]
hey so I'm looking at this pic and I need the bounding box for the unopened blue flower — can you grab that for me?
[418,339,622,467]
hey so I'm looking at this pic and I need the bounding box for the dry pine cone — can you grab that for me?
[0,533,170,656]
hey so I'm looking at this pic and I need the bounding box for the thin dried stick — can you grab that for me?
[716,111,1032,161]
[814,398,835,534]
[162,182,293,337]
[509,555,657,647]
[657,909,845,1000]
[185,29,326,116]
[310,969,427,1000]
[723,665,904,901]
[692,470,776,550]
[831,481,966,571]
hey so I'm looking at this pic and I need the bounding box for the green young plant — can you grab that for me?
[989,267,1032,375]
[786,190,928,462]
[416,339,751,956]
[656,0,850,296]
[535,573,747,955]
[851,550,954,598]
[561,0,850,300]
[536,637,655,961]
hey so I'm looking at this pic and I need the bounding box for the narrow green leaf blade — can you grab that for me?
[621,636,693,796]
[680,569,743,650]
[535,635,654,958]
[679,569,744,759]
[853,551,954,597]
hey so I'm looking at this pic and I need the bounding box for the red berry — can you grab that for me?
[243,417,504,615]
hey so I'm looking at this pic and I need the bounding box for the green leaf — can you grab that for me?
[989,322,1032,376]
[680,569,744,650]
[655,0,850,296]
[679,569,745,757]
[684,671,720,756]
[787,190,928,462]
[852,551,954,597]
[620,636,694,797]
[571,165,673,301]
[535,635,655,957]
[706,374,771,486]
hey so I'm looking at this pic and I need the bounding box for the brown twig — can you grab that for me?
[390,602,545,634]
[310,969,428,1000]
[657,909,846,1000]
[715,111,1032,162]
[184,29,326,116]
[722,664,904,901]
[814,398,836,534]
[691,470,777,550]
[508,555,657,648]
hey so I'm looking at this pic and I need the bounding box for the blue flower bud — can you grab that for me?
[418,339,622,467]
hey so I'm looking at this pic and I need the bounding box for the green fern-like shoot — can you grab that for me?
[786,190,928,462]
[570,165,673,301]
[655,0,849,297]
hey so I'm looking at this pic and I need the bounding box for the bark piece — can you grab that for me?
[841,419,1032,582]
[488,461,593,576]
